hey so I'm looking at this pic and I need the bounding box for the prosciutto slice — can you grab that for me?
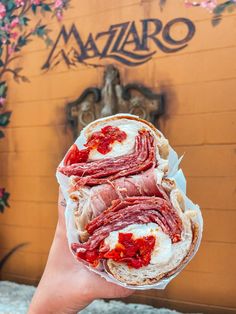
[72,168,168,241]
[72,196,183,262]
[59,129,156,188]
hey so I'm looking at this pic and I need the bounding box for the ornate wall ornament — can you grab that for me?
[67,65,165,138]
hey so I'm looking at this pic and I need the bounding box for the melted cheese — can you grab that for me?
[104,223,173,265]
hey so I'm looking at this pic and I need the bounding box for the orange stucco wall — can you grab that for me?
[0,1,236,313]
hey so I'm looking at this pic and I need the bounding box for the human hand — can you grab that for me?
[28,190,133,314]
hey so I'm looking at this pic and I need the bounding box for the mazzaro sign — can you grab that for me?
[42,18,195,68]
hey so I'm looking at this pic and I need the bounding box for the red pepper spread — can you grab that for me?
[64,126,127,166]
[75,232,156,269]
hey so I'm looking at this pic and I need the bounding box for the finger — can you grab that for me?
[57,188,67,233]
[58,187,66,219]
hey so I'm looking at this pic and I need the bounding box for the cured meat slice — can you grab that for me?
[71,168,167,241]
[59,129,156,187]
[86,197,182,239]
[72,196,183,266]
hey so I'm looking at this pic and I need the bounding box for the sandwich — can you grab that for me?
[58,114,201,286]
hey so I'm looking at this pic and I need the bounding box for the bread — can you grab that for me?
[101,180,200,286]
[106,223,199,286]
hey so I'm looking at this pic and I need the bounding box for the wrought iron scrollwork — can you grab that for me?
[66,65,165,138]
[67,87,101,138]
[122,83,165,126]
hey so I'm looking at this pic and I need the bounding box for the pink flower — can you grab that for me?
[54,0,63,9]
[0,188,5,199]
[184,0,198,7]
[0,3,6,19]
[15,0,25,6]
[200,0,217,11]
[11,17,20,29]
[2,24,10,32]
[185,1,193,7]
[56,10,63,21]
[1,37,7,44]
[0,97,6,107]
[10,31,18,40]
[185,0,217,11]
[31,0,41,4]
[8,44,16,56]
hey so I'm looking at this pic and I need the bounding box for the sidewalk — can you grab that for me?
[0,281,182,314]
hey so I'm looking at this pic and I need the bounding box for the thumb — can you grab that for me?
[58,188,66,228]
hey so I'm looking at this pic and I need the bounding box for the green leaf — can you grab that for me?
[2,191,10,207]
[0,81,7,98]
[45,37,54,47]
[31,4,37,14]
[211,15,222,27]
[42,4,52,12]
[19,36,27,46]
[0,130,5,139]
[0,111,11,127]
[0,203,4,213]
[21,76,30,83]
[4,17,10,25]
[159,0,167,9]
[0,190,10,213]
[19,16,30,26]
[213,3,227,15]
[35,25,47,37]
[13,75,20,83]
[227,3,236,12]
[7,0,15,10]
[15,36,28,51]
[0,59,3,68]
[14,67,23,74]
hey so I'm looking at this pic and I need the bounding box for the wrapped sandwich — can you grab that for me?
[57,114,202,288]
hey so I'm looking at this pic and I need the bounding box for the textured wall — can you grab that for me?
[0,1,235,313]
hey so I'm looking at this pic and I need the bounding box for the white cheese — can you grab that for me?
[88,124,141,160]
[104,223,172,265]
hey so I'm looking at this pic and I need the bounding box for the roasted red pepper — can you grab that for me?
[64,144,90,166]
[104,233,156,269]
[85,125,127,154]
[75,232,156,269]
[64,126,127,165]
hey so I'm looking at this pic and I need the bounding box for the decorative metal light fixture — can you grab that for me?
[67,65,165,138]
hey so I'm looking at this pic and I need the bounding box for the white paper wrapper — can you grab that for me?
[56,114,203,290]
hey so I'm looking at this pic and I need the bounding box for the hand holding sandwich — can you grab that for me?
[28,190,132,314]
[29,114,202,313]
[58,115,201,286]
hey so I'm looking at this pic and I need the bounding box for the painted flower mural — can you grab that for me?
[0,0,70,212]
[159,0,236,25]
[184,0,236,25]
[0,0,235,213]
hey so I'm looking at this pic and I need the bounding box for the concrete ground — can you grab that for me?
[0,281,182,314]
